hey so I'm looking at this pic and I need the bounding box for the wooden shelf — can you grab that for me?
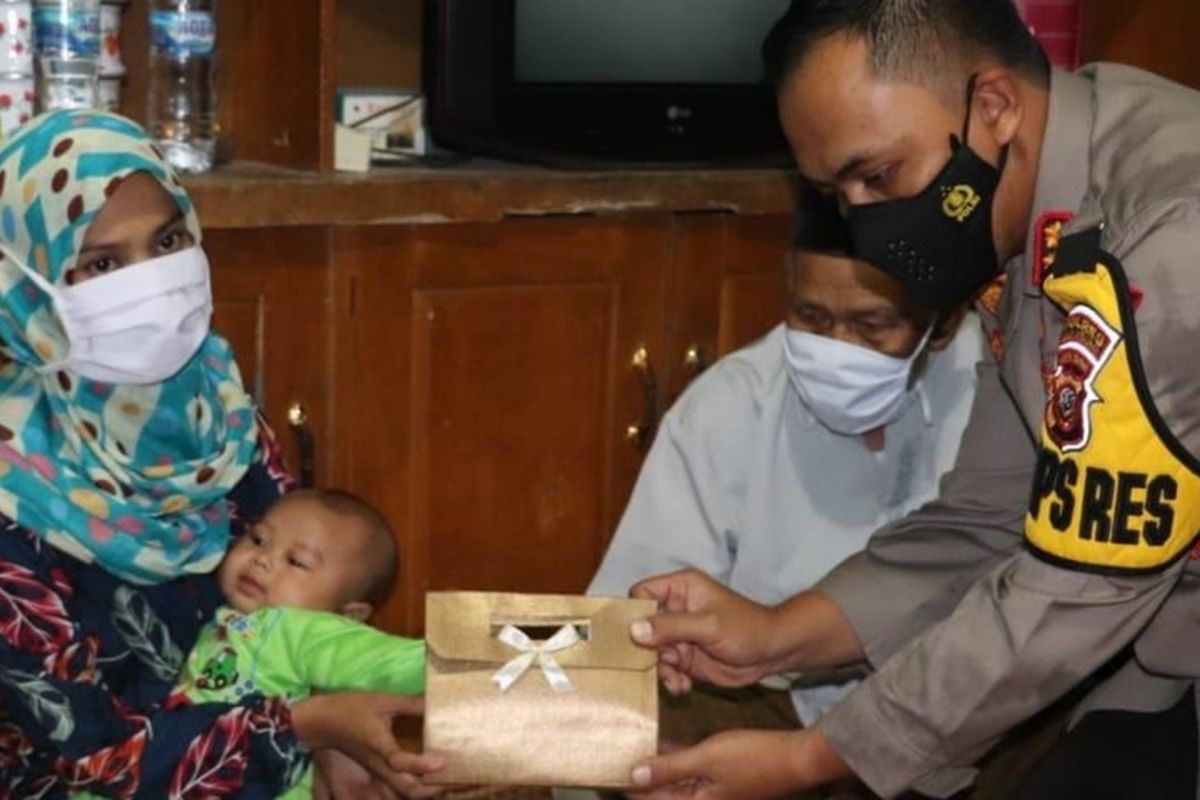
[182,161,796,229]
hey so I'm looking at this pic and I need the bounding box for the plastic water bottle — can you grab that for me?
[147,0,217,173]
[32,0,100,111]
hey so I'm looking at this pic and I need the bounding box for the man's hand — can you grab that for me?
[631,570,864,694]
[627,728,850,800]
[293,692,444,797]
[630,569,790,695]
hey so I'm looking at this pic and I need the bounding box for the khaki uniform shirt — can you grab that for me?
[817,65,1200,798]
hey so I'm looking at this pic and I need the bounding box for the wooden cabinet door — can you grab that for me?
[333,217,669,634]
[666,213,790,402]
[206,227,334,485]
[1082,0,1200,90]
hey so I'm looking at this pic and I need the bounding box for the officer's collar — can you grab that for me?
[1024,68,1094,262]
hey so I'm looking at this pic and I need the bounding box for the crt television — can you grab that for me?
[424,0,793,166]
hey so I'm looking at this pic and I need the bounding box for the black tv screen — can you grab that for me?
[425,0,793,166]
[513,0,786,85]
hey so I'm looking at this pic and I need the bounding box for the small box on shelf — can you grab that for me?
[336,86,427,156]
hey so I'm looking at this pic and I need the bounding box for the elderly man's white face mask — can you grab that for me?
[783,323,934,435]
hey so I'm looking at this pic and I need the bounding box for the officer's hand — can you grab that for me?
[626,728,848,799]
[630,569,786,695]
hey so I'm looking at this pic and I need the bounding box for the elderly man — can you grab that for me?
[590,200,980,744]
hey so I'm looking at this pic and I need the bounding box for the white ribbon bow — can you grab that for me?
[491,624,581,693]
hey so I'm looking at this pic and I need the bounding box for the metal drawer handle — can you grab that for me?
[625,345,657,449]
[684,344,709,379]
[287,402,316,488]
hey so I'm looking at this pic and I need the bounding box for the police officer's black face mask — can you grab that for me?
[846,78,1008,312]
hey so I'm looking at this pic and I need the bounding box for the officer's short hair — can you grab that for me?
[763,0,1051,99]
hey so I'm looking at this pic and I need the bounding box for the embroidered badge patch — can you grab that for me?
[1045,304,1120,453]
[1032,211,1074,287]
[977,272,1008,317]
[988,329,1006,364]
[974,273,1009,362]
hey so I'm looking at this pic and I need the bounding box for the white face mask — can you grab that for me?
[783,324,934,435]
[26,246,213,385]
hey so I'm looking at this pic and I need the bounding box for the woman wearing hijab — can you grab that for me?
[0,110,439,798]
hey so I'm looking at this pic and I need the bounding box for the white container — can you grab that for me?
[98,0,121,75]
[96,70,116,109]
[33,0,100,111]
[0,2,33,76]
[0,73,34,136]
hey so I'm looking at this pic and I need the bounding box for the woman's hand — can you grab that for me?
[627,728,850,799]
[313,748,392,800]
[629,570,789,695]
[293,692,444,797]
[313,747,442,800]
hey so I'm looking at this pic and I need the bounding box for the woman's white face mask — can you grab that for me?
[783,323,934,435]
[24,246,213,385]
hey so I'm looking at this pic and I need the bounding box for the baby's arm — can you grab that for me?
[272,607,426,695]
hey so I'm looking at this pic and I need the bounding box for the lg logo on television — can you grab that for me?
[666,105,692,134]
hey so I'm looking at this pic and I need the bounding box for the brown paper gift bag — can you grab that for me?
[424,591,658,788]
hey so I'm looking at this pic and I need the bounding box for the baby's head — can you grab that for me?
[218,489,397,621]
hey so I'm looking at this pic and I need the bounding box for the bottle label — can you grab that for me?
[150,10,216,57]
[32,8,102,58]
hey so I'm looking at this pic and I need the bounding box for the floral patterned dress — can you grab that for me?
[0,427,306,800]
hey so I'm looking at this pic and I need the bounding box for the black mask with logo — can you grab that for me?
[846,77,1008,312]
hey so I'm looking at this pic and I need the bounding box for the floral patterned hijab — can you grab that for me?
[0,110,259,583]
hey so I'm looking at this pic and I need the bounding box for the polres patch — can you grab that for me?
[1044,304,1120,453]
[1027,233,1200,574]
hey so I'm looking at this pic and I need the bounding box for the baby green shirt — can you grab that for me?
[179,605,426,702]
[179,605,425,799]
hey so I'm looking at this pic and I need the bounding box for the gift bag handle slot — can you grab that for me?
[490,620,592,642]
[424,592,657,671]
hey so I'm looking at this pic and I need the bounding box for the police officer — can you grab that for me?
[624,1,1200,798]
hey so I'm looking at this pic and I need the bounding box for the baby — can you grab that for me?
[172,488,425,799]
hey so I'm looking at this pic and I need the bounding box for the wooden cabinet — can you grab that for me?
[207,227,335,485]
[331,218,665,632]
[667,214,790,403]
[182,153,794,637]
[239,212,785,635]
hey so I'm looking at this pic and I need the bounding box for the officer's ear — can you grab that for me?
[973,68,1023,150]
[928,305,970,352]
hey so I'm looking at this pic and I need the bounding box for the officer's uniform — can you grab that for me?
[813,65,1200,799]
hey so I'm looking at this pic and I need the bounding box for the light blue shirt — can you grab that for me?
[589,320,984,724]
